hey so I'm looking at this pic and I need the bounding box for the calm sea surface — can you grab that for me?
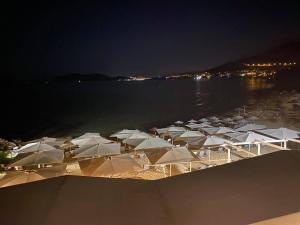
[0,77,297,140]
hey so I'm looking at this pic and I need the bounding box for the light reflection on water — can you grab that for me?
[245,78,274,91]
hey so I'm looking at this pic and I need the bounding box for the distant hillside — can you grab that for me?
[243,41,300,63]
[207,41,300,74]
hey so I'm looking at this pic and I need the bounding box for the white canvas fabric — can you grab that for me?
[202,127,234,135]
[233,131,276,143]
[135,138,173,150]
[71,136,111,146]
[10,149,64,167]
[258,128,300,140]
[74,143,121,158]
[18,143,57,154]
[203,136,228,146]
[78,154,142,176]
[236,123,266,132]
[146,147,195,164]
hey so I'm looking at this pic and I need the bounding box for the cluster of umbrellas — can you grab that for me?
[1,113,299,187]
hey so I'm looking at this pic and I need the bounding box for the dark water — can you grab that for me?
[0,78,294,140]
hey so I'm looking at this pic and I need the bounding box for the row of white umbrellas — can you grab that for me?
[7,124,300,169]
[174,114,259,126]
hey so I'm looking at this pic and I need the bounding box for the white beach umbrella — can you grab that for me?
[199,118,209,122]
[186,123,212,130]
[74,133,100,140]
[134,137,173,151]
[155,127,170,135]
[109,129,139,140]
[258,128,300,140]
[0,164,66,187]
[235,123,266,132]
[78,154,142,177]
[185,123,199,129]
[187,119,197,123]
[174,120,184,125]
[10,149,64,167]
[176,131,205,145]
[0,171,45,187]
[232,131,276,143]
[166,126,186,138]
[202,127,235,135]
[71,136,111,147]
[17,142,57,154]
[203,136,228,146]
[24,137,57,145]
[73,143,121,158]
[223,131,244,139]
[123,132,152,146]
[145,147,195,164]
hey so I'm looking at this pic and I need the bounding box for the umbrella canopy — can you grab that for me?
[156,127,169,135]
[258,128,300,140]
[145,147,195,164]
[187,119,197,123]
[166,127,186,138]
[109,129,139,140]
[24,137,59,146]
[17,142,57,154]
[74,143,121,158]
[71,136,111,147]
[36,164,67,177]
[199,118,209,122]
[0,164,67,188]
[0,171,45,187]
[134,137,173,151]
[236,123,266,132]
[232,131,276,143]
[223,131,244,139]
[176,131,205,144]
[73,133,100,139]
[203,136,228,146]
[123,132,152,146]
[186,123,212,130]
[78,154,142,177]
[202,127,235,135]
[174,120,184,125]
[9,149,64,167]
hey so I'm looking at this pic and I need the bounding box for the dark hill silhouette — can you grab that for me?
[207,41,300,74]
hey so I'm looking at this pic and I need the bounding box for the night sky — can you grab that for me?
[6,0,300,78]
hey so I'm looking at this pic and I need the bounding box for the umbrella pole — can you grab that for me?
[284,140,287,149]
[163,165,166,178]
[257,143,261,155]
[169,164,172,176]
[227,148,231,163]
[208,149,211,165]
[189,162,192,172]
